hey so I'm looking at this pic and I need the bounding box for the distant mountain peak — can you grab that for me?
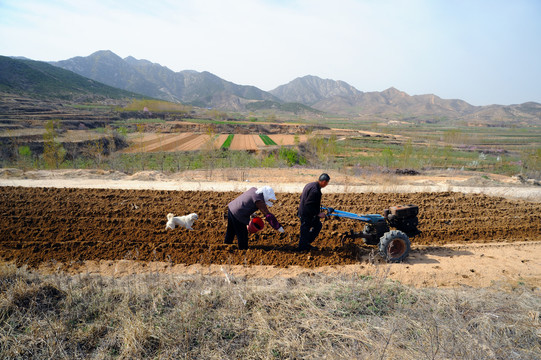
[383,86,400,93]
[382,87,407,98]
[83,50,124,61]
[90,49,118,56]
[270,75,362,105]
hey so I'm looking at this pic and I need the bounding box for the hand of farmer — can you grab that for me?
[277,226,285,233]
[266,213,282,230]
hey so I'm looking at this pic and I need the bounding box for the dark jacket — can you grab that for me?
[227,187,282,230]
[298,181,322,219]
[228,187,265,225]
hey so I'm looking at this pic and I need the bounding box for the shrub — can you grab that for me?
[279,147,306,166]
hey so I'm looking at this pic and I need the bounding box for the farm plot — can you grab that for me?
[124,133,281,151]
[1,187,540,269]
[155,134,235,151]
[124,133,309,152]
[124,133,219,152]
[229,134,259,151]
[220,134,234,149]
[146,133,198,152]
[254,134,266,147]
[170,134,210,151]
[197,134,232,150]
[124,133,183,153]
[269,134,307,146]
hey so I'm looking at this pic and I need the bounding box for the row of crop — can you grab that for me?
[259,134,277,146]
[220,134,234,149]
[220,134,278,148]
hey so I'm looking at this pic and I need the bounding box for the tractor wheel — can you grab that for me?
[379,230,410,263]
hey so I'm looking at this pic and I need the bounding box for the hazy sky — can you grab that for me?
[1,0,540,105]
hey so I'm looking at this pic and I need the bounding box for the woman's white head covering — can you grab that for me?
[255,186,276,207]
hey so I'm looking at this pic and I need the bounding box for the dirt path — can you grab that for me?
[1,177,540,202]
[40,241,540,288]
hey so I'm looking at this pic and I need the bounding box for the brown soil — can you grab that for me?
[229,134,258,151]
[269,134,308,146]
[253,134,265,148]
[168,134,205,151]
[124,133,194,152]
[2,186,540,271]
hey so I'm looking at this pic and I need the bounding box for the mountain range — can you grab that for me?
[50,51,540,124]
[51,50,279,110]
[1,50,539,124]
[271,78,475,118]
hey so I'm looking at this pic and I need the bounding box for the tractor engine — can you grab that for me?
[361,214,390,245]
[383,205,420,237]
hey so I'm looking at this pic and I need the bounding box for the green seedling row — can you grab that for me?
[221,134,234,149]
[259,134,277,146]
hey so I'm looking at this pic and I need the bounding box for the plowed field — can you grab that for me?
[124,133,300,151]
[269,134,307,146]
[229,134,258,151]
[124,133,194,152]
[1,187,540,269]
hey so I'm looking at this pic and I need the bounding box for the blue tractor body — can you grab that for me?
[321,205,420,262]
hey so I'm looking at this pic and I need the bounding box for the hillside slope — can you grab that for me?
[0,55,144,101]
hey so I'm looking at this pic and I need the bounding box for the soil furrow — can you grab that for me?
[1,187,540,268]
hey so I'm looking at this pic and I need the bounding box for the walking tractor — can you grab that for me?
[321,204,420,262]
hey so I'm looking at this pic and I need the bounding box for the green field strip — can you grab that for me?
[259,134,277,146]
[221,134,234,149]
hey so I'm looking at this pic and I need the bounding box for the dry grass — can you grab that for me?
[0,263,540,359]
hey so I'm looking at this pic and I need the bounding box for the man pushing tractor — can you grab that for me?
[297,173,330,251]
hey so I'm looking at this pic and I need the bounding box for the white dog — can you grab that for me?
[166,213,198,230]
